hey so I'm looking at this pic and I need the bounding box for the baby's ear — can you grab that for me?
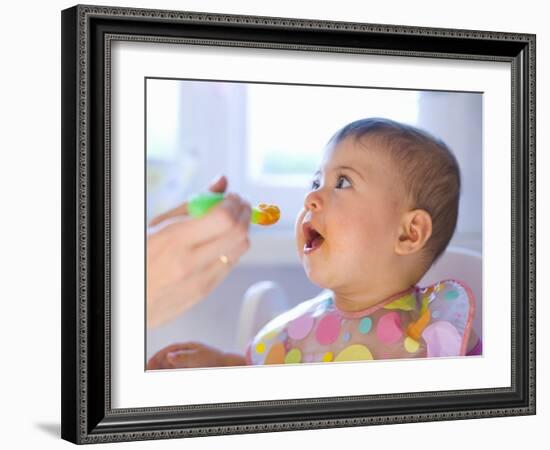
[395,209,432,256]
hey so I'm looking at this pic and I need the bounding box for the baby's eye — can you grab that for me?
[335,175,352,189]
[311,179,321,190]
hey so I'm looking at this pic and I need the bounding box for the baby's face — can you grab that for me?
[295,135,407,293]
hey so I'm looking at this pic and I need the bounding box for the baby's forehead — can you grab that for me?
[321,135,395,172]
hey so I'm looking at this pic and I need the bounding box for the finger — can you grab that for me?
[187,214,250,271]
[238,198,252,233]
[149,203,188,227]
[208,175,228,193]
[147,216,188,240]
[148,176,228,228]
[146,356,162,370]
[222,202,252,261]
[193,226,251,279]
[168,194,250,247]
[146,342,201,369]
[166,350,197,368]
[147,345,185,369]
[191,238,249,299]
[147,353,173,370]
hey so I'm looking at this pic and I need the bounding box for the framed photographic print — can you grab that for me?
[61,4,536,444]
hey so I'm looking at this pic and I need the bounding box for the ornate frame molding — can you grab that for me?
[61,5,536,444]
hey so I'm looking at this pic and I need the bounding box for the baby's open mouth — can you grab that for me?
[303,222,325,254]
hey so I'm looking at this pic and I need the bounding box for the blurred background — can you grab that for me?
[146,78,482,359]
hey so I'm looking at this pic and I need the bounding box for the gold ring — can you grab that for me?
[219,254,230,265]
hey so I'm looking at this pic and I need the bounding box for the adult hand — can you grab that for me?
[146,342,246,369]
[147,176,251,328]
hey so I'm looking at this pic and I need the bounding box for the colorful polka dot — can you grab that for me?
[315,313,341,345]
[303,354,313,363]
[384,294,416,311]
[264,342,286,364]
[334,344,374,362]
[376,312,403,344]
[404,336,420,353]
[358,317,372,334]
[445,290,459,301]
[255,342,265,354]
[342,331,351,342]
[288,314,315,340]
[284,348,302,364]
[422,321,462,357]
[322,351,334,362]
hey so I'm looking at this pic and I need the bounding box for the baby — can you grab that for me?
[147,117,480,370]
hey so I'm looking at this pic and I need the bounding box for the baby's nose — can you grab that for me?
[304,191,322,211]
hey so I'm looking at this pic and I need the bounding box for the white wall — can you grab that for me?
[1,0,546,449]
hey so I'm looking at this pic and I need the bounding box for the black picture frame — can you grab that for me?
[61,4,536,444]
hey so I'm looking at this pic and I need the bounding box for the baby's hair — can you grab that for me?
[327,117,461,268]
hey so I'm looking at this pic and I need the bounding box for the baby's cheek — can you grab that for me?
[363,216,396,248]
[339,222,376,252]
[341,231,386,275]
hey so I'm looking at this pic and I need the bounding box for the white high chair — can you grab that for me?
[235,246,482,352]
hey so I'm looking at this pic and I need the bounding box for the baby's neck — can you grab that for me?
[332,282,416,313]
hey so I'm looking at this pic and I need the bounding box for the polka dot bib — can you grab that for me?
[246,279,476,365]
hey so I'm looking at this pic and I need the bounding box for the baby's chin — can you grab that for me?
[301,260,335,290]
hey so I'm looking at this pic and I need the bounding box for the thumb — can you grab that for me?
[208,175,228,193]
